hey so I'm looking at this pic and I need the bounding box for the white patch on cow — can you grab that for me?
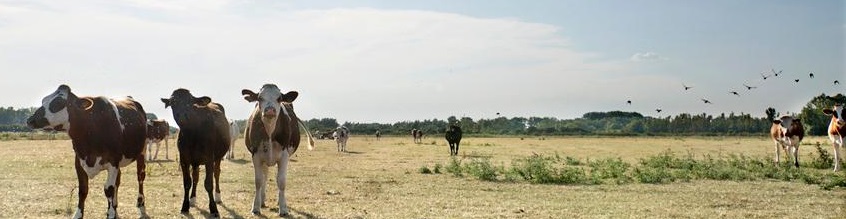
[834,105,846,125]
[40,90,71,131]
[73,207,82,219]
[107,99,125,131]
[79,157,106,179]
[105,165,119,219]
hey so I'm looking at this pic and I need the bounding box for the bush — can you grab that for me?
[445,157,463,177]
[810,143,834,169]
[464,158,500,181]
[418,166,432,174]
[588,158,631,184]
[433,163,442,174]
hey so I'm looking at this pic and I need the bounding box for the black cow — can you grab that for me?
[445,124,463,156]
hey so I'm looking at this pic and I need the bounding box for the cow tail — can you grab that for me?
[297,119,316,150]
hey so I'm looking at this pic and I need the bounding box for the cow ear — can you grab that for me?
[77,98,94,111]
[242,89,258,102]
[195,96,212,106]
[772,120,781,125]
[160,98,171,108]
[823,109,834,115]
[279,91,298,103]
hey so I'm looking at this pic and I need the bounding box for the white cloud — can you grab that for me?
[0,1,637,122]
[630,52,667,62]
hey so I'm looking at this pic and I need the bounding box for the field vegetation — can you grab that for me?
[0,136,844,218]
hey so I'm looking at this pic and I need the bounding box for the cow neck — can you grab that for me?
[65,93,89,136]
[261,112,278,163]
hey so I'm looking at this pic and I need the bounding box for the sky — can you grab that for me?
[0,0,844,124]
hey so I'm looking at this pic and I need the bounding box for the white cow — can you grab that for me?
[242,84,315,216]
[334,126,350,152]
[226,120,240,160]
[823,104,845,171]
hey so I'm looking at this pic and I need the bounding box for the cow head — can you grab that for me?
[823,104,845,127]
[161,88,211,127]
[242,84,298,136]
[772,115,800,135]
[26,85,90,132]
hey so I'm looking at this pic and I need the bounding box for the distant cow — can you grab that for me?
[770,115,804,168]
[445,124,463,156]
[26,85,148,219]
[161,88,230,217]
[227,120,240,160]
[146,119,170,161]
[334,126,350,152]
[823,104,845,171]
[375,130,381,140]
[242,84,315,216]
[412,129,424,144]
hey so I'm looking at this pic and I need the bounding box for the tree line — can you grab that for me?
[2,93,843,136]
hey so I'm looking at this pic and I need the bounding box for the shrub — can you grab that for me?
[464,158,500,181]
[418,166,432,174]
[433,163,442,174]
[445,157,463,177]
[588,158,631,184]
[809,143,834,169]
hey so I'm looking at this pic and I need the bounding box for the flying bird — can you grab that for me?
[626,100,632,105]
[656,108,662,113]
[836,80,841,85]
[496,112,501,116]
[761,73,770,80]
[794,79,800,83]
[729,91,740,96]
[771,69,782,77]
[743,84,757,90]
[701,98,712,104]
[809,72,814,78]
[683,84,693,90]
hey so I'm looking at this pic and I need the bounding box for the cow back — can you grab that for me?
[175,102,230,164]
[69,96,147,163]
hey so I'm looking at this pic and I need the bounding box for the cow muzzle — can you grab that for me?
[263,107,277,118]
[26,108,49,129]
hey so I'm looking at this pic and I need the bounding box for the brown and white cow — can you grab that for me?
[333,126,350,152]
[146,119,170,161]
[242,84,315,216]
[770,115,804,168]
[26,85,148,219]
[823,104,845,171]
[412,129,423,144]
[161,88,230,217]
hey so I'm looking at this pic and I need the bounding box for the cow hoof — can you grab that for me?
[279,211,290,217]
[251,209,261,215]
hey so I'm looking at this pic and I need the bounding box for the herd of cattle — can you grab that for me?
[20,84,845,218]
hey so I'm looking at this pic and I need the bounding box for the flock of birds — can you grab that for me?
[626,69,842,115]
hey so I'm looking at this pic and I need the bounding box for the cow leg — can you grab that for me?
[104,165,120,219]
[791,145,800,168]
[190,164,199,205]
[251,158,268,215]
[214,160,222,204]
[156,142,162,160]
[205,161,220,218]
[136,154,148,218]
[456,141,460,156]
[179,162,192,213]
[277,149,290,217]
[834,136,843,171]
[73,158,88,219]
[164,138,169,160]
[773,141,782,164]
[146,142,152,161]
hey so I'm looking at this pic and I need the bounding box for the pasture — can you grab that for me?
[0,136,844,218]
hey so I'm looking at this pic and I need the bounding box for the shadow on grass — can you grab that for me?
[148,159,176,164]
[289,206,321,219]
[344,151,364,155]
[218,202,247,219]
[226,159,250,165]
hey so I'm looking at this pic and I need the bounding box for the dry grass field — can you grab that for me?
[0,136,844,218]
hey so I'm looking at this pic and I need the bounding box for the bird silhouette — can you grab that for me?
[794,79,800,83]
[626,100,632,105]
[771,69,782,77]
[743,84,757,90]
[729,91,740,96]
[701,98,712,104]
[683,84,693,90]
[809,72,814,78]
[496,112,501,116]
[836,80,841,85]
[761,73,770,80]
[656,108,662,113]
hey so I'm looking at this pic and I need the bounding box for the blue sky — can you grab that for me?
[0,0,843,124]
